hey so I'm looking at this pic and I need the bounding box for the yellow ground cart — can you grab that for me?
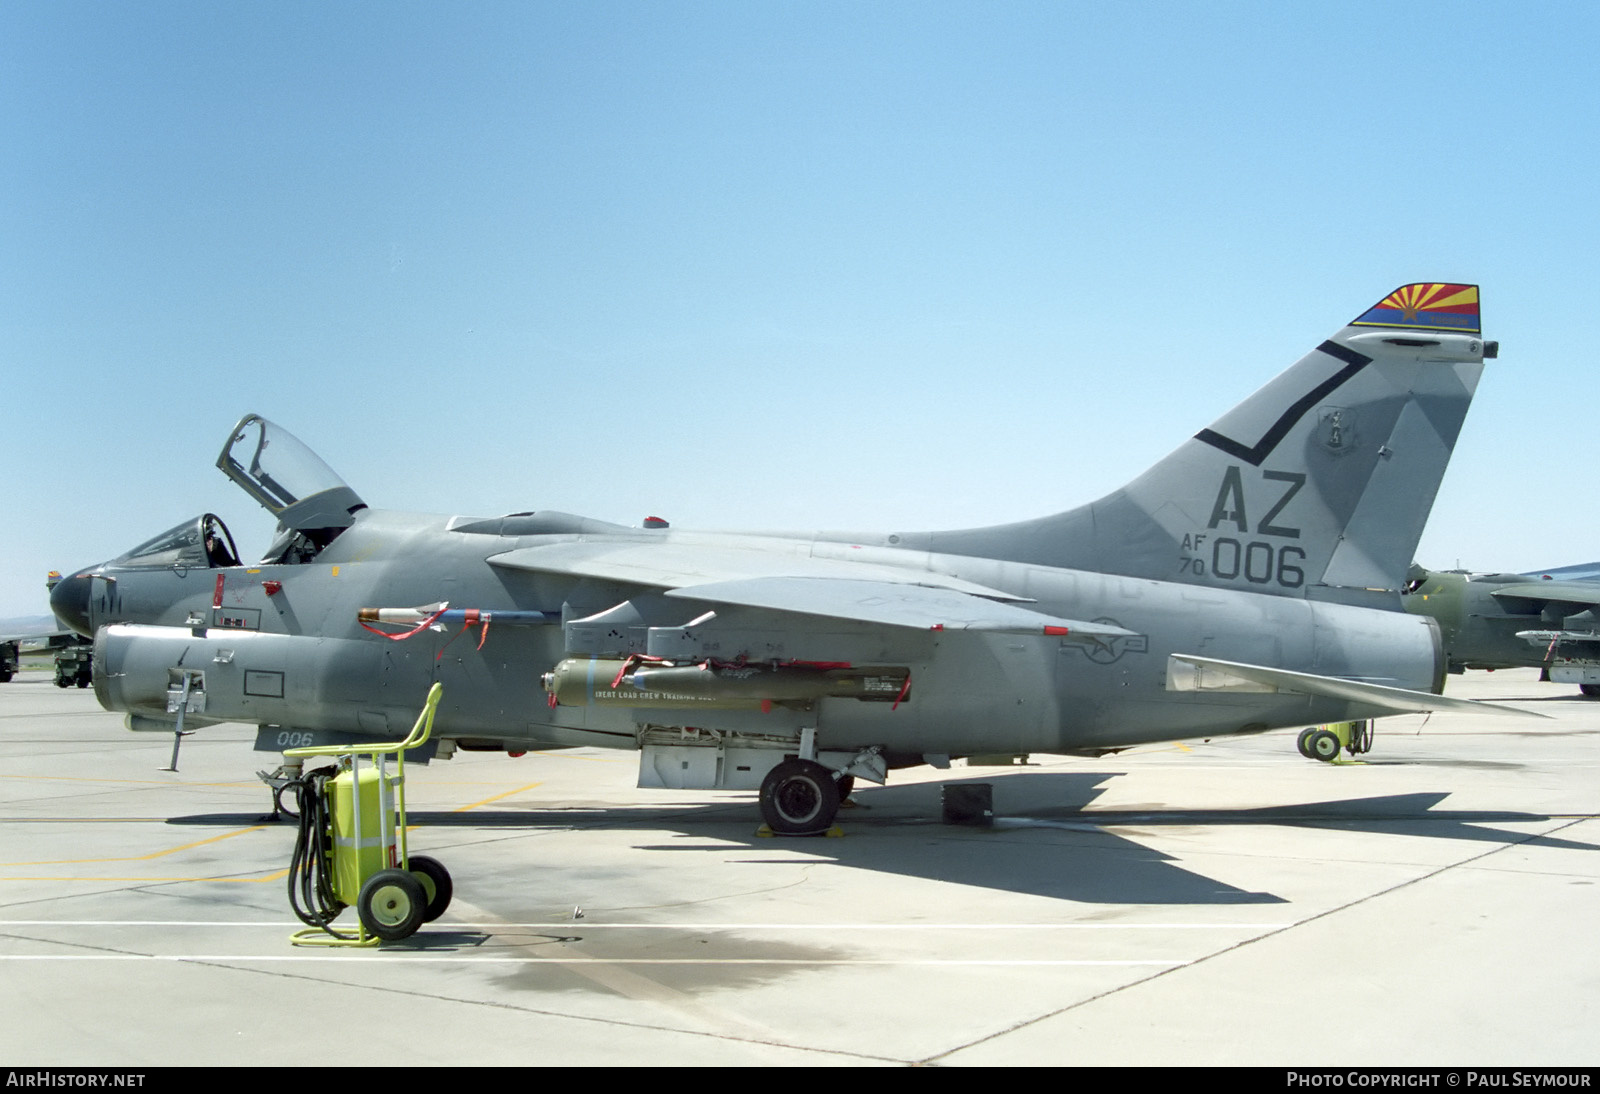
[282,683,453,946]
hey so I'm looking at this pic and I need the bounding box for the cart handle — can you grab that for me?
[282,683,444,761]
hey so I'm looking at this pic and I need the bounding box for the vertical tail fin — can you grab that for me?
[926,284,1493,608]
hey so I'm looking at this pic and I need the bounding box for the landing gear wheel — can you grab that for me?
[357,868,426,941]
[1296,728,1318,758]
[759,759,841,834]
[1580,684,1600,698]
[76,678,90,689]
[407,855,453,923]
[55,677,69,689]
[1307,729,1341,763]
[835,774,856,800]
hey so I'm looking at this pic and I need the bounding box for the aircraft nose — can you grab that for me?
[49,571,95,636]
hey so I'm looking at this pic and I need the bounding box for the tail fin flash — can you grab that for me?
[1349,283,1483,333]
[927,284,1492,608]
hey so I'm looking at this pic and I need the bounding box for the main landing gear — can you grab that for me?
[758,759,856,835]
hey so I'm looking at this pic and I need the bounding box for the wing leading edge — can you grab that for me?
[488,541,1031,599]
[665,576,1137,639]
[1490,582,1600,610]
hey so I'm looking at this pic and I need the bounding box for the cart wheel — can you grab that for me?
[408,855,453,922]
[1296,728,1318,758]
[357,868,427,941]
[1307,729,1341,763]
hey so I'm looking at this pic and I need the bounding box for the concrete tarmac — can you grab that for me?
[2,667,1596,1066]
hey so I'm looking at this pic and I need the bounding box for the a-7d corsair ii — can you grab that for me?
[54,284,1516,832]
[1404,563,1600,695]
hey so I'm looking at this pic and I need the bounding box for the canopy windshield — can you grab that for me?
[217,415,365,533]
[114,514,240,569]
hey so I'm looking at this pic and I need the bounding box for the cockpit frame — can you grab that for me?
[218,414,366,536]
[113,514,241,571]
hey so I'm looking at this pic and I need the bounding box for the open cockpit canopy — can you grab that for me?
[218,414,365,538]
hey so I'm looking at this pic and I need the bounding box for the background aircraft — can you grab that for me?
[1403,564,1600,695]
[2,575,94,686]
[0,631,95,688]
[50,284,1521,832]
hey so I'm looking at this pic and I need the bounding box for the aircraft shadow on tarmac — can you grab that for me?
[163,769,1599,907]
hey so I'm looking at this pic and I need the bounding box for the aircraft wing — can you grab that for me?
[487,541,1033,601]
[1522,562,1600,582]
[1167,654,1543,718]
[0,628,78,647]
[488,541,1134,638]
[1490,582,1600,611]
[664,577,1138,638]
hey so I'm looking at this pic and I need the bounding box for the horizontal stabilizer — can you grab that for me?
[667,576,1139,638]
[1167,654,1542,718]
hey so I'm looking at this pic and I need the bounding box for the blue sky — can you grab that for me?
[3,1,1596,620]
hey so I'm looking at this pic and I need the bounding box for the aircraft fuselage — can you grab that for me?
[82,508,1442,761]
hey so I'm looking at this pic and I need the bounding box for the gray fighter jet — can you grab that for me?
[1404,564,1600,694]
[52,283,1517,832]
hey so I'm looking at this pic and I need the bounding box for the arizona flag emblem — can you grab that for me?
[1350,283,1480,333]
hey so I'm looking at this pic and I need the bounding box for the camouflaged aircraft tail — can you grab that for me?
[920,285,1493,609]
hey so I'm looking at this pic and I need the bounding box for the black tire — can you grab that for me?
[1352,720,1375,755]
[1296,728,1318,758]
[407,855,453,922]
[55,678,70,689]
[272,785,300,819]
[357,868,427,941]
[1308,729,1341,763]
[759,759,841,834]
[1580,684,1600,698]
[835,774,856,801]
[76,678,90,689]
